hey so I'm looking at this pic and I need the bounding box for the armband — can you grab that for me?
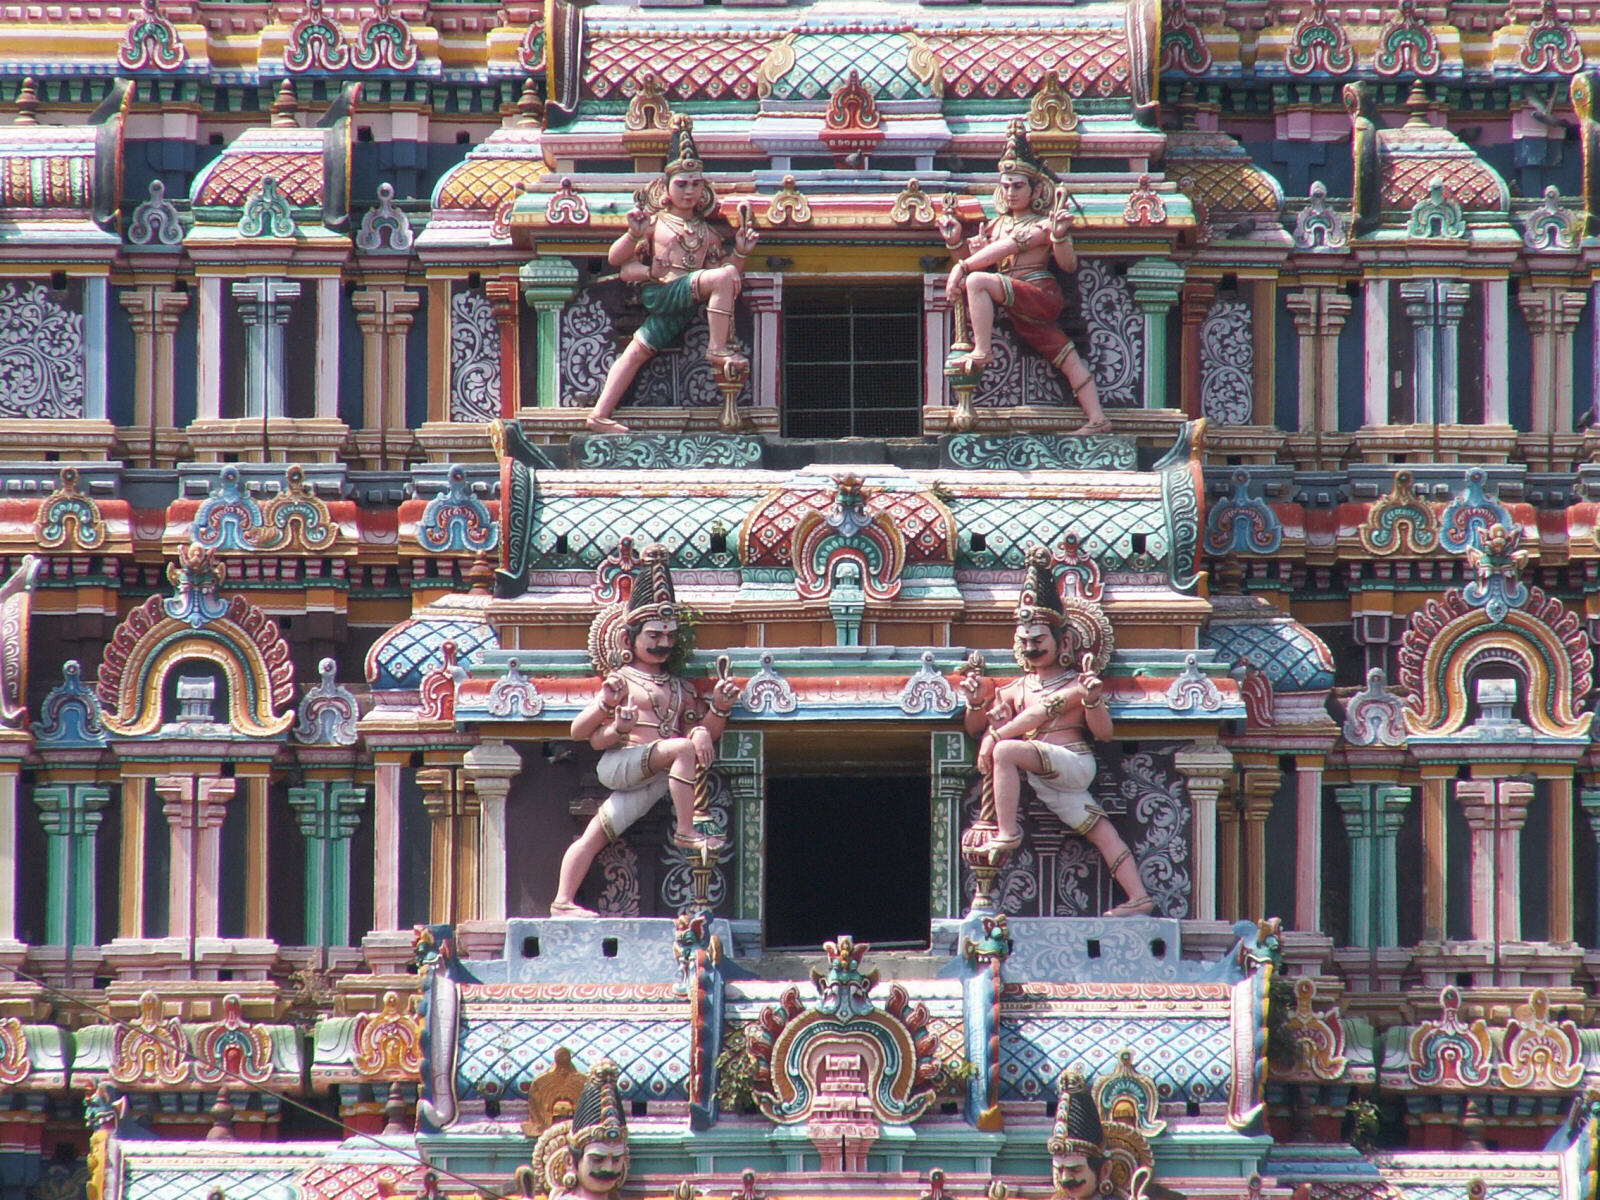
[1082,694,1105,710]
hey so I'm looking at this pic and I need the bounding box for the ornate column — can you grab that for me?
[372,756,404,931]
[231,278,302,418]
[31,784,110,945]
[85,276,107,420]
[1178,279,1216,418]
[351,285,420,459]
[287,781,368,947]
[462,741,521,923]
[119,284,191,464]
[1174,741,1231,921]
[1550,776,1574,942]
[1294,756,1325,932]
[1481,278,1508,425]
[156,776,235,939]
[1362,276,1389,427]
[1216,789,1242,922]
[419,766,477,924]
[119,778,147,938]
[1518,286,1589,436]
[1129,258,1185,409]
[1286,287,1352,433]
[1398,279,1470,424]
[316,276,341,419]
[1335,783,1412,947]
[743,273,783,416]
[238,767,271,940]
[931,732,974,921]
[1372,785,1412,947]
[1334,785,1375,947]
[519,256,580,410]
[923,273,951,412]
[1455,778,1532,943]
[1240,769,1279,920]
[483,279,522,418]
[720,731,765,923]
[1420,769,1450,941]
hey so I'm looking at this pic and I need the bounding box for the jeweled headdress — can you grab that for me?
[664,113,704,177]
[997,118,1053,183]
[1048,1069,1105,1160]
[569,1059,627,1151]
[1014,545,1066,627]
[625,544,677,626]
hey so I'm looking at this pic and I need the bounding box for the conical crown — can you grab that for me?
[1014,545,1065,627]
[570,1059,627,1149]
[997,118,1052,183]
[664,113,705,177]
[625,544,677,624]
[1048,1069,1104,1158]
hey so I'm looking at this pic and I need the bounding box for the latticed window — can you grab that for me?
[782,289,921,438]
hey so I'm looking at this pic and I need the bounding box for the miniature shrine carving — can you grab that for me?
[553,543,743,917]
[942,120,1109,435]
[585,115,758,434]
[960,547,1150,916]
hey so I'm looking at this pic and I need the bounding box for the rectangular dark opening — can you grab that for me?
[783,289,922,439]
[523,936,540,958]
[765,774,930,950]
[601,937,618,958]
[1086,938,1101,958]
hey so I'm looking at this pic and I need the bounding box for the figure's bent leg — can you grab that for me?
[1056,343,1111,434]
[588,336,656,433]
[552,814,611,917]
[701,267,743,359]
[979,739,1042,853]
[1085,819,1153,915]
[959,273,1008,370]
[650,738,727,853]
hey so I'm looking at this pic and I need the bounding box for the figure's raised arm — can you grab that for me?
[608,204,650,268]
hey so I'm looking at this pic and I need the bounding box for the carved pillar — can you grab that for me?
[1335,783,1412,947]
[0,767,18,943]
[931,732,975,921]
[287,780,368,948]
[1286,287,1352,433]
[462,742,521,923]
[316,276,340,420]
[1550,776,1573,943]
[1421,770,1449,940]
[1372,785,1411,947]
[239,769,270,939]
[120,777,147,938]
[1294,756,1324,932]
[156,776,235,940]
[924,273,951,411]
[720,730,765,923]
[483,279,521,419]
[352,285,420,457]
[1174,741,1231,921]
[85,276,107,420]
[1217,790,1242,922]
[1481,278,1507,425]
[1250,277,1276,425]
[198,276,224,420]
[1398,279,1469,424]
[1335,785,1375,947]
[372,756,404,930]
[119,284,191,463]
[1240,769,1279,920]
[1129,258,1185,409]
[1455,778,1532,943]
[1362,277,1389,428]
[427,278,453,423]
[32,784,111,946]
[419,766,476,924]
[519,256,580,410]
[743,273,783,416]
[1178,279,1215,418]
[1518,286,1589,436]
[231,278,302,418]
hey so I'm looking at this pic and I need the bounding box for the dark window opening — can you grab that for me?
[783,290,921,439]
[766,774,930,950]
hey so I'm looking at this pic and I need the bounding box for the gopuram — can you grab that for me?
[3,1,1600,1200]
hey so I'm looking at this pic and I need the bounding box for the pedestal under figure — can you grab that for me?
[585,114,758,434]
[959,547,1151,917]
[551,544,742,918]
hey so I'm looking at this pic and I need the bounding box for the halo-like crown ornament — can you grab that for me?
[625,544,677,626]
[569,1059,627,1151]
[997,118,1054,183]
[1048,1069,1106,1160]
[1014,545,1066,627]
[664,113,704,177]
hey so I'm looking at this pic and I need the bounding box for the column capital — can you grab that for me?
[1173,741,1233,794]
[1239,769,1280,820]
[286,780,368,841]
[1372,784,1413,835]
[1285,286,1353,334]
[416,767,456,817]
[119,285,190,333]
[231,277,301,326]
[484,277,523,323]
[1456,778,1532,831]
[1127,256,1186,310]
[740,271,783,313]
[518,255,580,310]
[32,782,111,836]
[462,741,522,803]
[1334,783,1374,837]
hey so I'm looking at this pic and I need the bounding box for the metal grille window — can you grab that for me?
[783,290,921,438]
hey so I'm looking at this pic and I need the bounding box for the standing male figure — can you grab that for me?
[959,547,1152,917]
[585,114,759,433]
[552,544,742,918]
[940,119,1110,435]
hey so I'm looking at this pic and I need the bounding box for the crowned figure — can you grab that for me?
[959,548,1152,916]
[585,114,759,433]
[551,544,741,918]
[529,1060,630,1200]
[940,120,1109,434]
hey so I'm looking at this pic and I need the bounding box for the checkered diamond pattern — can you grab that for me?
[128,1168,300,1200]
[998,1016,1231,1103]
[1201,620,1333,693]
[195,151,323,207]
[587,31,775,101]
[301,1163,417,1200]
[370,617,495,689]
[455,1017,691,1101]
[771,31,931,100]
[951,496,1166,571]
[532,494,751,569]
[926,30,1129,99]
[1382,155,1502,212]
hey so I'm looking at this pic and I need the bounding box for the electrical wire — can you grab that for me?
[6,961,523,1200]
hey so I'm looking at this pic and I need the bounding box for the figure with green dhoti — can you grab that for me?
[585,114,759,433]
